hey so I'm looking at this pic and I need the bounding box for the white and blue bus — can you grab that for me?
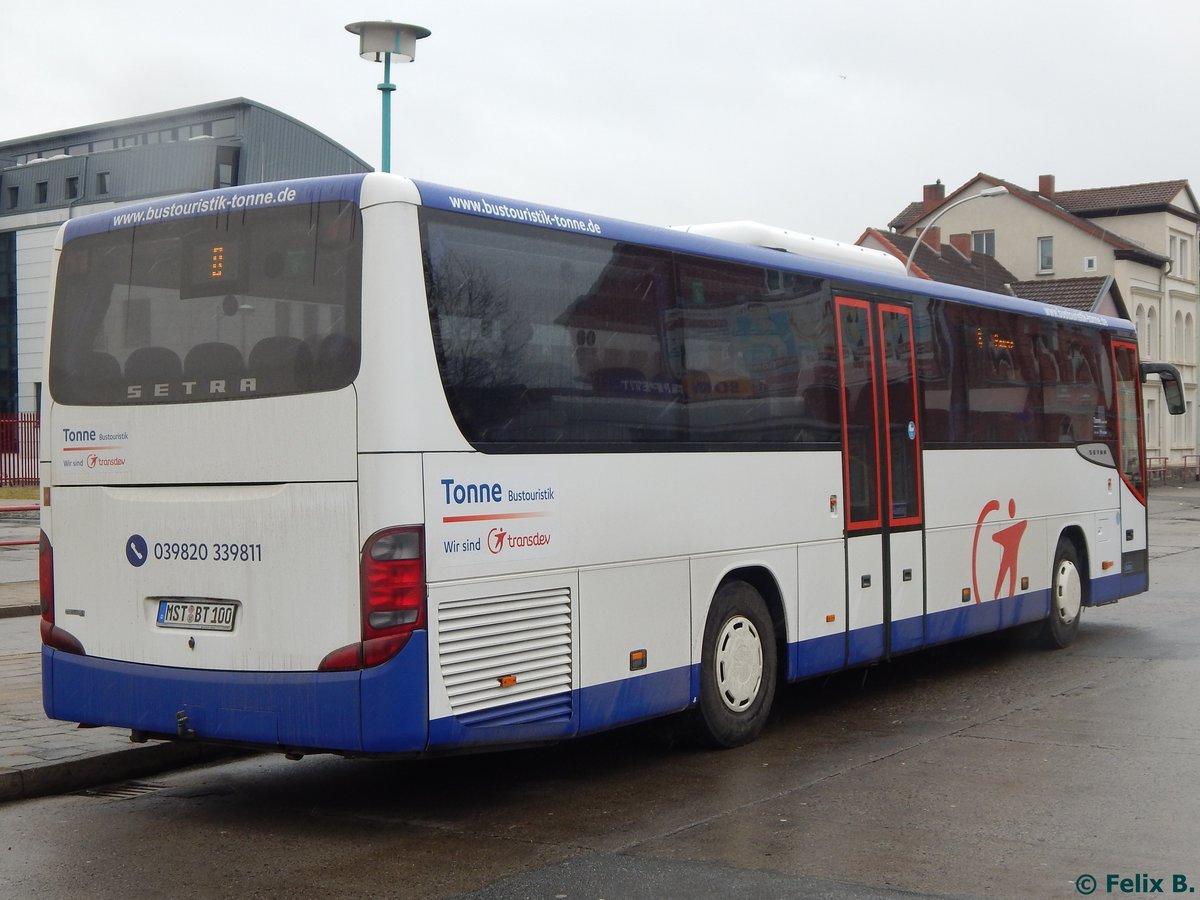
[40,174,1184,754]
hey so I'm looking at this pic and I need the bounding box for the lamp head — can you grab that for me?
[346,21,431,63]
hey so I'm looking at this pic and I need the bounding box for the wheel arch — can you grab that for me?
[1056,524,1092,606]
[716,565,788,680]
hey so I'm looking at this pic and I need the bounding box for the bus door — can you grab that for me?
[1112,341,1149,593]
[835,297,926,665]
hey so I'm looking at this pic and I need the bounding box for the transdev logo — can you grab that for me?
[487,526,552,555]
[60,427,128,471]
[440,476,556,560]
[970,498,1028,603]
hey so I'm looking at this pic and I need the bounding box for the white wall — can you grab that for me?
[15,225,57,414]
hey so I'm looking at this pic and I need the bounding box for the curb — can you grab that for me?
[0,604,38,620]
[0,740,238,803]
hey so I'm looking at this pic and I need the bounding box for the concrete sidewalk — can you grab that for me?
[0,507,223,803]
[1,591,221,802]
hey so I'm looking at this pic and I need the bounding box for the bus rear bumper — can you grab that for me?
[41,633,429,755]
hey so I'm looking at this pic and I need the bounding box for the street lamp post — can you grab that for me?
[345,20,431,173]
[905,185,1009,276]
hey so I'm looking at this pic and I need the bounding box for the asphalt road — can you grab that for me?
[1,484,1197,899]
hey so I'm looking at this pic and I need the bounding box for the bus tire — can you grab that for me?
[1041,538,1084,649]
[692,580,777,748]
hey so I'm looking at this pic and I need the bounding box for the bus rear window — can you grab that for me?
[48,199,362,405]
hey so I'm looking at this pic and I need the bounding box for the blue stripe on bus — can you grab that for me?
[849,624,885,665]
[789,632,846,679]
[360,632,430,753]
[1102,571,1146,604]
[43,630,430,754]
[891,615,926,654]
[42,573,1127,755]
[427,665,696,749]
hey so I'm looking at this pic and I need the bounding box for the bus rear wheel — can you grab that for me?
[1041,538,1083,649]
[692,580,777,748]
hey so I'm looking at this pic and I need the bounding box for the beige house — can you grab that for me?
[889,174,1197,467]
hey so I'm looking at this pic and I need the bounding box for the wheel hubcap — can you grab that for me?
[1054,559,1082,624]
[715,615,763,712]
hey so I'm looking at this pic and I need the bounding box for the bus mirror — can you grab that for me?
[1141,362,1186,415]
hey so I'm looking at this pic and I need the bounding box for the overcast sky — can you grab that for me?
[4,0,1198,242]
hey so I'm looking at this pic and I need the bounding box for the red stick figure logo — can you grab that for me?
[487,527,507,555]
[971,498,1028,603]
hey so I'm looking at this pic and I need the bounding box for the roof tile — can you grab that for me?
[1053,180,1189,215]
[866,230,1018,293]
[1009,277,1109,311]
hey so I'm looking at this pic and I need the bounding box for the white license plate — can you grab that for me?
[156,599,238,632]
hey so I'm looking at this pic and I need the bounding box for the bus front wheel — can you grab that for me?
[1041,538,1084,649]
[692,580,777,748]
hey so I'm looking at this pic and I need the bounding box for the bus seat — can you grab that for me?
[75,350,122,381]
[58,350,122,403]
[249,336,314,392]
[124,346,183,381]
[185,342,245,381]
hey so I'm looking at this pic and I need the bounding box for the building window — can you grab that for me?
[972,231,995,256]
[211,117,236,138]
[67,143,90,155]
[5,187,16,210]
[35,182,48,204]
[215,146,240,189]
[65,176,79,200]
[96,172,110,195]
[1172,399,1190,447]
[1037,236,1054,273]
[1170,231,1191,280]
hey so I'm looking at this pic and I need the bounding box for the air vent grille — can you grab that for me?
[437,587,573,721]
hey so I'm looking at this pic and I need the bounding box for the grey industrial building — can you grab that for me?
[0,98,371,415]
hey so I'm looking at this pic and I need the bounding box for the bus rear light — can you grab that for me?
[318,526,426,672]
[39,531,84,656]
[39,530,53,619]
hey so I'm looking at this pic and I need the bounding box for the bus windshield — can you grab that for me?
[48,199,362,405]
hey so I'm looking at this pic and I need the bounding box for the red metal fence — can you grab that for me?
[0,414,39,486]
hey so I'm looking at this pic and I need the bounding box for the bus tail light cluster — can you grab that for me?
[319,526,426,671]
[39,531,85,656]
